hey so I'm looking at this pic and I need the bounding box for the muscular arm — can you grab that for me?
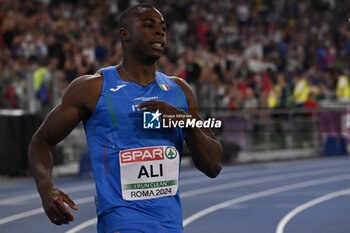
[173,77,222,178]
[28,74,102,225]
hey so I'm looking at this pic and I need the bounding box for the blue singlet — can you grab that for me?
[83,66,188,233]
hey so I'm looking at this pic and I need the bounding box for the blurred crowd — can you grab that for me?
[1,0,350,113]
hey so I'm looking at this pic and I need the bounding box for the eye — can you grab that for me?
[143,24,153,28]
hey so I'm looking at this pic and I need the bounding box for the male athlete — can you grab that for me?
[29,4,222,233]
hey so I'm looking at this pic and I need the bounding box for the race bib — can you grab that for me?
[119,146,179,201]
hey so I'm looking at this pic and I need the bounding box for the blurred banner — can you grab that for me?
[0,110,41,176]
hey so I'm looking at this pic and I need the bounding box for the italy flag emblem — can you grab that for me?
[159,84,170,91]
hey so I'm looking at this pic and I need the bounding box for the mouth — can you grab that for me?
[150,42,165,51]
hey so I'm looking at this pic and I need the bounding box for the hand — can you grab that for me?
[138,100,179,114]
[38,184,78,225]
[138,101,188,121]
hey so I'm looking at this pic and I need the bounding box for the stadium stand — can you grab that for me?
[1,0,350,113]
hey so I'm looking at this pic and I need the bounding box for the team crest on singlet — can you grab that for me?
[159,84,170,91]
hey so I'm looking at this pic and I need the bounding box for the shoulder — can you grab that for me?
[157,72,193,96]
[64,73,102,98]
[170,76,190,92]
[170,76,198,108]
[61,72,103,113]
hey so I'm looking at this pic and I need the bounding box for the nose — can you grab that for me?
[155,26,165,36]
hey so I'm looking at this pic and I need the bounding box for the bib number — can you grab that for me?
[119,146,179,201]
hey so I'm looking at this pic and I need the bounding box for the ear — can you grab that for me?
[120,27,130,42]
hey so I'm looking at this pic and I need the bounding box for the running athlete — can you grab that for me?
[29,4,222,233]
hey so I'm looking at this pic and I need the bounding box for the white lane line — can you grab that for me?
[183,174,350,227]
[0,208,44,225]
[0,169,262,204]
[0,194,39,205]
[0,197,93,225]
[180,163,267,177]
[1,164,349,226]
[0,184,94,205]
[180,159,349,178]
[0,159,345,205]
[65,218,97,233]
[180,163,350,186]
[1,166,348,226]
[275,188,350,233]
[180,166,349,198]
[64,169,350,233]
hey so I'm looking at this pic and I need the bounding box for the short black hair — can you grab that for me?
[118,3,155,29]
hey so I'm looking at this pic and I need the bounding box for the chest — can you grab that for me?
[103,83,181,117]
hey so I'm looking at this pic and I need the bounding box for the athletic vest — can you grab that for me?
[293,79,308,104]
[83,66,188,232]
[336,75,350,100]
[268,86,280,108]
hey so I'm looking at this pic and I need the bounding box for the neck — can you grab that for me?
[121,53,157,83]
[118,59,157,87]
[122,61,155,81]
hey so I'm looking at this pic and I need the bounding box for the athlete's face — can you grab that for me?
[127,8,167,61]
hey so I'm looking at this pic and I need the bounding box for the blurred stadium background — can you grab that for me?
[1,1,350,233]
[0,0,350,178]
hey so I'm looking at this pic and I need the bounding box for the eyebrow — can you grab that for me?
[141,18,166,25]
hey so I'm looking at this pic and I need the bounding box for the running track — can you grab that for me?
[1,157,350,233]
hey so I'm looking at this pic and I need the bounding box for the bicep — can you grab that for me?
[35,102,83,147]
[34,75,96,147]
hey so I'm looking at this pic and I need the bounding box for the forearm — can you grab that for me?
[185,127,222,178]
[28,134,54,192]
[137,99,223,177]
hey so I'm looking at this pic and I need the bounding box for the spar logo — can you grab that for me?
[120,146,164,163]
[165,146,178,159]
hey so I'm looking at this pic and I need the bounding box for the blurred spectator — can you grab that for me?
[4,83,18,108]
[267,84,280,109]
[95,36,108,64]
[243,87,258,109]
[276,74,294,108]
[222,82,243,111]
[12,73,26,109]
[304,92,320,117]
[183,49,201,94]
[1,0,350,113]
[293,74,309,107]
[335,72,350,102]
[317,83,332,101]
